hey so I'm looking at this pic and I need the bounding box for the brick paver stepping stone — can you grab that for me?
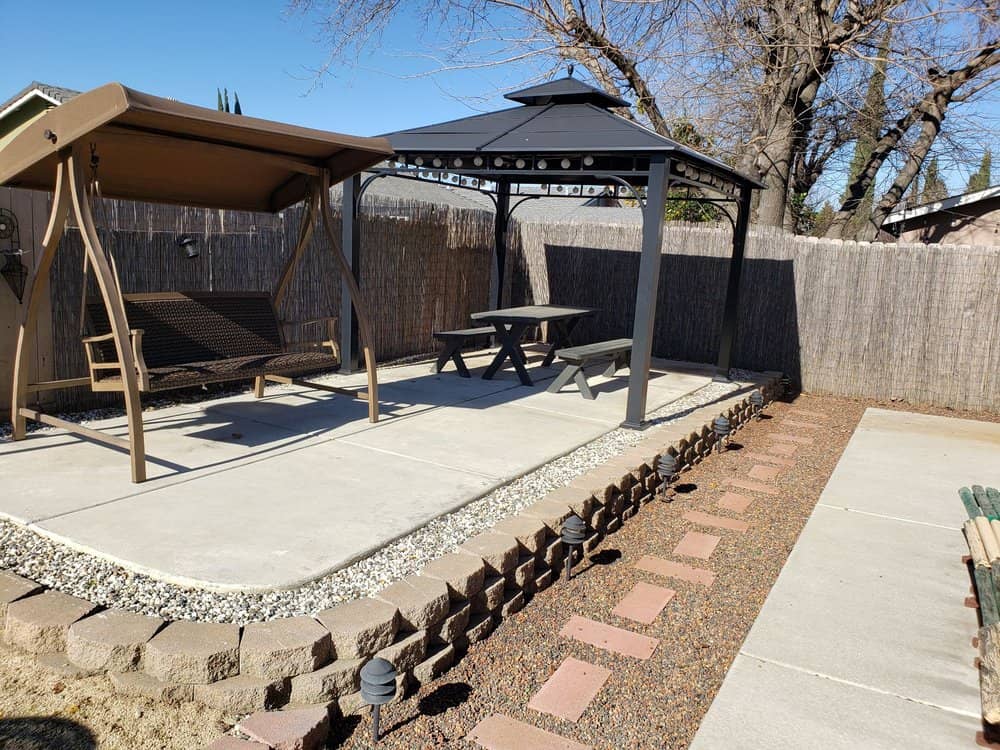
[683,511,750,532]
[4,590,98,654]
[67,609,164,672]
[742,451,795,467]
[768,442,798,456]
[528,656,611,721]
[612,581,675,624]
[207,736,269,749]
[468,714,592,750]
[672,531,721,560]
[635,556,715,587]
[726,478,779,496]
[748,464,781,482]
[559,615,658,659]
[718,491,752,513]
[770,433,814,444]
[238,705,330,750]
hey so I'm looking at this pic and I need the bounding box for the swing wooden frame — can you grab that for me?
[2,83,394,483]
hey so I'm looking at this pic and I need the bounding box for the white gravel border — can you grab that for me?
[0,370,759,624]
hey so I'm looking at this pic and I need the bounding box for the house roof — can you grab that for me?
[0,81,80,119]
[884,184,1000,227]
[0,82,393,212]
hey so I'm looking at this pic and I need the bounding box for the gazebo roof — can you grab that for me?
[0,82,394,212]
[381,76,761,195]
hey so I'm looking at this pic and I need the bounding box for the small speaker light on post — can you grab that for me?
[178,235,200,259]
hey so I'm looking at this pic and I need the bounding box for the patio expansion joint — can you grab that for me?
[815,503,960,532]
[739,651,981,720]
[333,437,502,480]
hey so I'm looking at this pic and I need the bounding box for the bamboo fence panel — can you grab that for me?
[4,185,1000,417]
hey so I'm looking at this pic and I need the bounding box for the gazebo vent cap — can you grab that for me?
[503,76,630,109]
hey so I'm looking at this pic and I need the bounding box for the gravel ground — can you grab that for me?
[324,392,901,749]
[0,637,230,750]
[0,365,752,624]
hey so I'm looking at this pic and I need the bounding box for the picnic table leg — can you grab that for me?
[603,353,628,377]
[573,369,596,400]
[541,317,582,367]
[547,363,581,394]
[483,322,533,385]
[451,350,471,378]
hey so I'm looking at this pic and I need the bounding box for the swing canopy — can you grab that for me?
[0,82,394,212]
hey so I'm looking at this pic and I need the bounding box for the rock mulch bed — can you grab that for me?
[0,375,749,624]
[324,392,867,749]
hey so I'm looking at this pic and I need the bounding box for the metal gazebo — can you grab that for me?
[340,74,763,427]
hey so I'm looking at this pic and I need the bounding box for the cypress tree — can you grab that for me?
[922,158,948,203]
[968,151,992,193]
[233,92,242,115]
[217,88,223,111]
[224,88,230,113]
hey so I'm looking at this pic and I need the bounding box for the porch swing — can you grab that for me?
[1,82,394,483]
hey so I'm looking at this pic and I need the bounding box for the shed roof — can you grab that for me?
[0,82,394,212]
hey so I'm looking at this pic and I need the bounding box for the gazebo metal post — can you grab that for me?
[340,173,362,372]
[715,184,753,379]
[492,179,511,309]
[624,156,671,429]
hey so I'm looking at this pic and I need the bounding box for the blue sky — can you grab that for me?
[0,0,522,136]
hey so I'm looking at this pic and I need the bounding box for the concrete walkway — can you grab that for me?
[0,350,722,591]
[690,408,999,749]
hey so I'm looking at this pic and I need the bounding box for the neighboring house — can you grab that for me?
[0,81,80,150]
[882,185,1000,245]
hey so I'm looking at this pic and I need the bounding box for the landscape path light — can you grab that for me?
[655,453,677,501]
[561,514,587,582]
[713,415,731,453]
[360,657,397,743]
[750,389,764,420]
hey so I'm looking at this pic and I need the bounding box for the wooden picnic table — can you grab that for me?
[470,304,598,385]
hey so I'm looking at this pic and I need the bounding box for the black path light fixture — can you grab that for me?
[360,657,397,743]
[750,389,764,420]
[0,207,29,303]
[713,415,731,453]
[561,514,587,582]
[655,452,678,501]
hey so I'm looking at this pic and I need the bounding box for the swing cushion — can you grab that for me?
[86,292,338,391]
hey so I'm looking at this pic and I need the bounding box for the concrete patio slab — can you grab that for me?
[690,408,985,749]
[816,408,1000,529]
[35,439,496,590]
[0,356,720,590]
[690,654,980,750]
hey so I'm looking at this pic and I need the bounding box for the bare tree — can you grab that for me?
[290,0,1000,236]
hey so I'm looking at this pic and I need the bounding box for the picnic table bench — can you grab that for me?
[471,305,597,386]
[547,338,632,399]
[432,326,495,377]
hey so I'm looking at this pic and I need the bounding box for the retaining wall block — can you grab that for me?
[420,553,486,601]
[491,515,547,555]
[5,591,98,654]
[457,532,519,577]
[375,628,428,673]
[432,601,471,644]
[316,598,399,660]
[520,496,575,532]
[240,616,332,680]
[144,621,240,685]
[0,571,43,620]
[67,609,164,672]
[506,555,535,590]
[471,576,505,615]
[413,641,455,686]
[289,657,364,704]
[499,589,525,618]
[110,670,195,703]
[375,575,449,631]
[192,674,285,714]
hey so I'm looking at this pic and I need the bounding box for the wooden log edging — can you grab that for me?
[0,374,781,738]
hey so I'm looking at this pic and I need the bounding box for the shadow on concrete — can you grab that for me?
[0,717,97,750]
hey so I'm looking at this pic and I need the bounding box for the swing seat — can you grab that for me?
[84,292,340,393]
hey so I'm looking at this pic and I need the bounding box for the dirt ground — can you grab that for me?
[0,392,996,750]
[0,640,229,750]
